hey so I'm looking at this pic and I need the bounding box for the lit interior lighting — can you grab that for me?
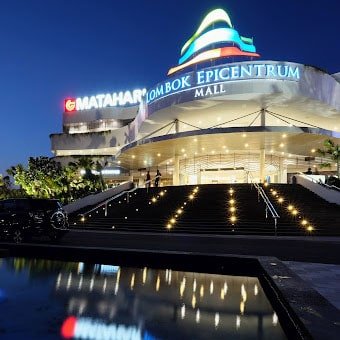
[196,309,200,323]
[160,191,164,196]
[131,155,136,159]
[229,199,235,204]
[236,315,241,330]
[80,216,85,222]
[220,288,225,300]
[181,148,185,153]
[193,279,197,292]
[301,219,308,226]
[278,197,284,203]
[192,294,196,308]
[242,133,247,137]
[117,161,121,164]
[240,301,245,315]
[194,138,198,142]
[287,205,293,211]
[292,209,298,215]
[224,282,228,294]
[210,281,214,294]
[177,209,183,214]
[156,275,160,291]
[282,134,287,138]
[272,312,278,326]
[244,143,249,147]
[229,188,234,194]
[307,226,314,232]
[254,284,258,296]
[189,194,194,200]
[181,304,186,319]
[215,313,220,328]
[142,267,147,284]
[311,149,316,153]
[230,216,237,223]
[157,153,161,157]
[200,285,204,298]
[279,143,284,148]
[152,197,157,203]
[201,147,205,151]
[130,273,135,290]
[230,206,236,213]
[170,218,176,224]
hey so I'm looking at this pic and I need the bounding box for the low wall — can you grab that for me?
[296,175,340,205]
[63,181,134,213]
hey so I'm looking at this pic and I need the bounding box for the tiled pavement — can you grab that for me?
[284,261,340,310]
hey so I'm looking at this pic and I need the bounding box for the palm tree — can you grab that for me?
[317,139,340,178]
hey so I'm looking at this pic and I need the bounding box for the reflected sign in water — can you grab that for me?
[0,258,287,339]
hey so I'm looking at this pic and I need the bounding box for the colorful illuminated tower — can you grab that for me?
[168,8,260,75]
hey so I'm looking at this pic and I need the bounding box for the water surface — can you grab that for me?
[0,257,287,339]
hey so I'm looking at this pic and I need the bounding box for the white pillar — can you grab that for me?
[173,155,180,186]
[278,157,287,183]
[175,119,180,134]
[259,149,266,183]
[197,169,201,184]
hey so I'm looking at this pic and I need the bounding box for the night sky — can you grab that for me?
[0,0,339,175]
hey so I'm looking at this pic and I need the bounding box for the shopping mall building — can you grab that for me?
[50,9,340,186]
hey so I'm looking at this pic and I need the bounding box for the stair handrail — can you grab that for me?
[80,175,164,220]
[297,172,340,192]
[80,186,139,218]
[247,172,280,235]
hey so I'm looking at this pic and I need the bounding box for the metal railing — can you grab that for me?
[79,175,163,221]
[298,173,340,192]
[80,186,139,219]
[247,172,280,235]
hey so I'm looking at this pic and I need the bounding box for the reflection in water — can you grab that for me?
[0,258,287,339]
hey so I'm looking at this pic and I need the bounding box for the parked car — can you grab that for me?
[0,198,69,243]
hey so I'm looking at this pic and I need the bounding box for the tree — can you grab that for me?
[9,157,64,199]
[317,139,340,179]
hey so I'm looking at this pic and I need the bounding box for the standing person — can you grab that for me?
[154,169,161,187]
[146,171,151,191]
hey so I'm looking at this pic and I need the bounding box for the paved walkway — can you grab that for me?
[284,261,340,310]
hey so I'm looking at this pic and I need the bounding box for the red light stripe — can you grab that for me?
[167,46,260,75]
[61,316,77,339]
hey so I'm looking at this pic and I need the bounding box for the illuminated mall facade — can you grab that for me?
[50,9,340,185]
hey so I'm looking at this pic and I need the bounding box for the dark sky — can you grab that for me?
[0,0,339,175]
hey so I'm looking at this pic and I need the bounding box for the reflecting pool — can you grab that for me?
[0,258,287,339]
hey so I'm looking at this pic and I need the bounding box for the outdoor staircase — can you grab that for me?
[70,183,340,236]
[264,184,340,236]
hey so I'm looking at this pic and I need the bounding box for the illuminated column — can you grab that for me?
[259,149,266,183]
[175,119,180,134]
[278,157,287,183]
[260,108,266,127]
[173,155,180,186]
[197,169,201,184]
